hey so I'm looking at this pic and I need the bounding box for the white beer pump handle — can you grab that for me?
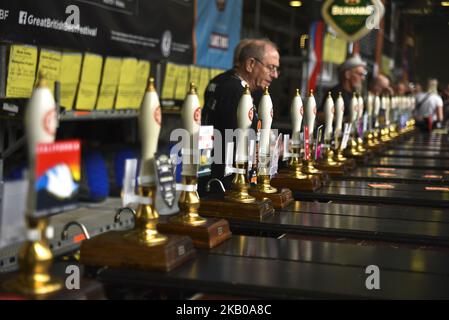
[324,92,334,142]
[334,92,344,138]
[358,94,364,122]
[350,92,358,124]
[236,85,253,164]
[25,72,57,217]
[290,89,303,147]
[305,90,317,140]
[181,82,201,176]
[374,95,381,128]
[258,86,273,157]
[138,78,161,187]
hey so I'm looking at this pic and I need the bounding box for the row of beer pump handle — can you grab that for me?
[6,69,416,297]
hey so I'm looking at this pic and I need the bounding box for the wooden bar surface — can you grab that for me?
[293,180,449,208]
[340,167,449,184]
[366,157,449,170]
[381,149,449,159]
[208,235,449,276]
[96,250,449,299]
[228,201,449,246]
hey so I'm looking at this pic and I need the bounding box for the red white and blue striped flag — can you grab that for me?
[307,21,325,92]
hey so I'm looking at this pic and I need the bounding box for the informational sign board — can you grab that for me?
[321,0,384,42]
[0,0,194,63]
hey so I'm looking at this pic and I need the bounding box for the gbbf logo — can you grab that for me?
[0,9,9,21]
[18,10,27,24]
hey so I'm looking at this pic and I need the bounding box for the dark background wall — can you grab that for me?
[414,22,449,85]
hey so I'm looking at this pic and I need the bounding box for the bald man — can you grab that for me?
[369,74,393,96]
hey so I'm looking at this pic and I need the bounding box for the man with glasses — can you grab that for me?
[321,54,367,117]
[199,38,280,194]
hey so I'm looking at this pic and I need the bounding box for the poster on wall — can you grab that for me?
[195,0,242,70]
[0,0,194,64]
[35,139,81,217]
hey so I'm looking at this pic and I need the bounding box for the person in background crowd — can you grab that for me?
[442,83,449,128]
[321,54,367,117]
[413,83,423,95]
[367,74,394,122]
[395,81,408,96]
[415,78,444,131]
[369,73,394,96]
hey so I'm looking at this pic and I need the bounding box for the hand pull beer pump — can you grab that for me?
[4,72,63,296]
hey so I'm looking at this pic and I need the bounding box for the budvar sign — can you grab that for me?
[322,0,385,42]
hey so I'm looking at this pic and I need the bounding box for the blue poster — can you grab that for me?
[195,0,242,69]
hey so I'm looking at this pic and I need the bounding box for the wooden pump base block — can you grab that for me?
[365,142,385,154]
[341,158,357,171]
[316,171,331,186]
[198,197,275,221]
[157,218,232,249]
[271,172,322,192]
[248,187,294,209]
[314,162,350,177]
[344,152,371,165]
[80,230,195,272]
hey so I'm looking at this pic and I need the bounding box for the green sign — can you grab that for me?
[322,0,384,42]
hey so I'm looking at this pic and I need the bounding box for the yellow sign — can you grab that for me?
[322,34,347,65]
[197,67,210,107]
[381,55,393,77]
[6,45,38,98]
[115,58,138,109]
[37,49,62,95]
[210,68,224,79]
[60,53,82,110]
[96,57,122,110]
[75,53,103,110]
[174,65,189,100]
[162,63,178,100]
[131,60,150,108]
[189,65,201,87]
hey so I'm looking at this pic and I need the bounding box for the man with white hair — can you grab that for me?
[415,78,444,131]
[321,54,367,118]
[199,38,280,194]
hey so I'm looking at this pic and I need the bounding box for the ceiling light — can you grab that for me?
[290,1,302,7]
[442,1,449,7]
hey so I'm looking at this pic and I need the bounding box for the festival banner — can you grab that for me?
[0,0,194,63]
[195,0,242,69]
